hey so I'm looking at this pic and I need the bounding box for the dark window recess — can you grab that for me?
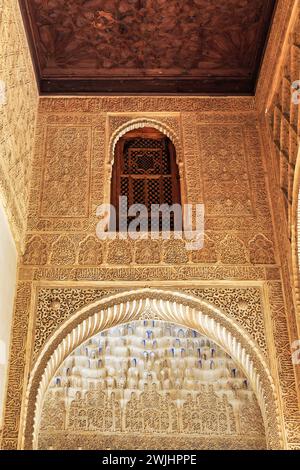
[111,127,181,231]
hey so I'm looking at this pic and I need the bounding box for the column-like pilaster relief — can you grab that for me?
[1,282,32,450]
[267,281,300,448]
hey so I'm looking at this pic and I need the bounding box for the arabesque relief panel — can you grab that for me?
[24,104,277,270]
[1,95,300,450]
[0,0,38,249]
[32,286,268,364]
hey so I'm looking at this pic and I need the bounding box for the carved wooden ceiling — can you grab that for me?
[19,0,277,95]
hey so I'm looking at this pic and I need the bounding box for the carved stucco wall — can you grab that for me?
[1,94,300,450]
[0,0,38,443]
[265,2,300,333]
[25,289,280,450]
[0,0,38,250]
[23,98,277,270]
[257,2,300,421]
[0,202,17,428]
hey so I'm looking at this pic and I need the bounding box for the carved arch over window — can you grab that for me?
[105,118,186,208]
[111,127,181,231]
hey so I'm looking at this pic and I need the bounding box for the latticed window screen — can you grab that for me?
[111,128,181,231]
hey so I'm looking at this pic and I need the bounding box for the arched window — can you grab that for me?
[111,127,181,231]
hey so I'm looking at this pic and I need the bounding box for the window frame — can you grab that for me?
[111,127,181,232]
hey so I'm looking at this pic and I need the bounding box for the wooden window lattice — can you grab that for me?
[111,129,181,231]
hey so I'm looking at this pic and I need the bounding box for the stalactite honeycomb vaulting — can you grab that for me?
[37,321,266,450]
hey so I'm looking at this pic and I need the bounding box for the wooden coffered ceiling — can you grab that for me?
[19,0,277,95]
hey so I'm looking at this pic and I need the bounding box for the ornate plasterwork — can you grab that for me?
[32,288,117,360]
[20,265,279,283]
[255,0,296,113]
[0,282,32,449]
[268,6,300,231]
[32,286,268,363]
[23,289,281,450]
[198,124,253,217]
[40,127,92,218]
[38,96,255,114]
[25,108,276,267]
[105,115,186,206]
[259,122,300,448]
[37,321,266,450]
[291,148,300,331]
[21,233,277,268]
[2,88,300,451]
[37,433,267,451]
[264,4,300,322]
[108,117,183,165]
[0,0,38,249]
[266,281,300,446]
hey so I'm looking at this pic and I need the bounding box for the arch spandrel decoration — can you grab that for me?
[22,289,283,450]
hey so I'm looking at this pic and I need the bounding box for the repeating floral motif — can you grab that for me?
[40,127,91,218]
[33,288,117,360]
[21,232,277,267]
[23,237,48,265]
[219,235,248,265]
[134,240,161,265]
[163,240,189,265]
[1,283,32,450]
[198,125,253,217]
[50,236,76,266]
[0,0,38,249]
[186,288,267,355]
[38,433,267,450]
[191,235,218,264]
[32,286,267,364]
[249,234,276,265]
[78,236,103,265]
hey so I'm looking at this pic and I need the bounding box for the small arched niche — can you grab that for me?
[37,320,266,450]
